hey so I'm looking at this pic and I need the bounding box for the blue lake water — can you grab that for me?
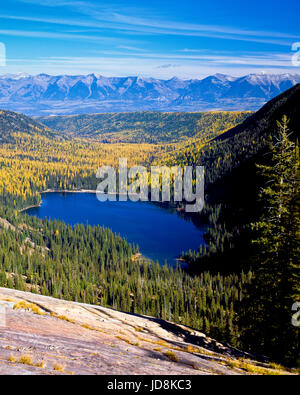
[26,192,205,266]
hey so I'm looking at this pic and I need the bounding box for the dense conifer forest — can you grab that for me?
[0,205,250,346]
[37,111,251,143]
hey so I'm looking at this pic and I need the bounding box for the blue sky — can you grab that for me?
[0,0,300,78]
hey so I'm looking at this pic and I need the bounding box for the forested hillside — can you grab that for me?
[162,84,300,187]
[0,86,298,366]
[0,106,255,348]
[0,109,55,143]
[37,111,251,143]
[0,109,252,209]
[216,83,300,142]
[170,85,300,268]
[0,205,250,345]
[0,133,159,209]
[173,86,300,365]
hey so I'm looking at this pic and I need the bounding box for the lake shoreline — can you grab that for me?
[19,201,42,213]
[19,189,126,212]
[21,191,204,266]
[43,188,98,194]
[20,189,185,212]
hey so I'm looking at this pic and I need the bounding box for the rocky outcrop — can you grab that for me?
[0,287,293,375]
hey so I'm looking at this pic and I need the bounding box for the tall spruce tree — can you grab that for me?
[238,116,300,366]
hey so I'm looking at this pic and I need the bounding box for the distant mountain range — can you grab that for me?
[0,73,299,116]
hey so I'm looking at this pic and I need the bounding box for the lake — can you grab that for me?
[26,192,206,266]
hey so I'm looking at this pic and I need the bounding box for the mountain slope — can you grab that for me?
[0,73,299,115]
[37,111,252,143]
[216,83,300,142]
[164,84,300,188]
[169,84,300,274]
[0,109,56,142]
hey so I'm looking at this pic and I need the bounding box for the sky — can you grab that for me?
[0,0,300,79]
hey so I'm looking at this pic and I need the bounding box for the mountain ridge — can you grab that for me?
[0,73,299,116]
[215,83,300,142]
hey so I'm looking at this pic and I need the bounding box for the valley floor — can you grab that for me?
[0,288,292,375]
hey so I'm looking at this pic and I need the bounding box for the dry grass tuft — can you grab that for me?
[0,297,16,302]
[185,345,200,353]
[81,323,93,330]
[36,360,47,369]
[268,362,287,371]
[134,327,143,332]
[9,353,47,369]
[225,359,286,375]
[18,354,34,366]
[8,354,16,363]
[57,315,75,323]
[164,350,179,362]
[53,362,65,372]
[116,335,140,347]
[6,346,13,350]
[13,301,45,315]
[138,337,168,347]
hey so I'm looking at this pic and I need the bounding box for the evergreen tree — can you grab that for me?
[238,116,300,366]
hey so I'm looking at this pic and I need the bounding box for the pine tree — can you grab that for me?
[238,116,300,366]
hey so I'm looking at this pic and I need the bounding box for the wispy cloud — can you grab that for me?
[3,1,300,47]
[2,14,294,47]
[117,45,148,52]
[4,50,298,80]
[0,28,141,44]
[89,49,293,67]
[17,0,94,7]
[110,13,299,40]
[19,0,298,42]
[3,0,299,77]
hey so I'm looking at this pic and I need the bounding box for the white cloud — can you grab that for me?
[3,2,300,47]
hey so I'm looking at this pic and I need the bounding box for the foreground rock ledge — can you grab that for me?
[0,287,291,375]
